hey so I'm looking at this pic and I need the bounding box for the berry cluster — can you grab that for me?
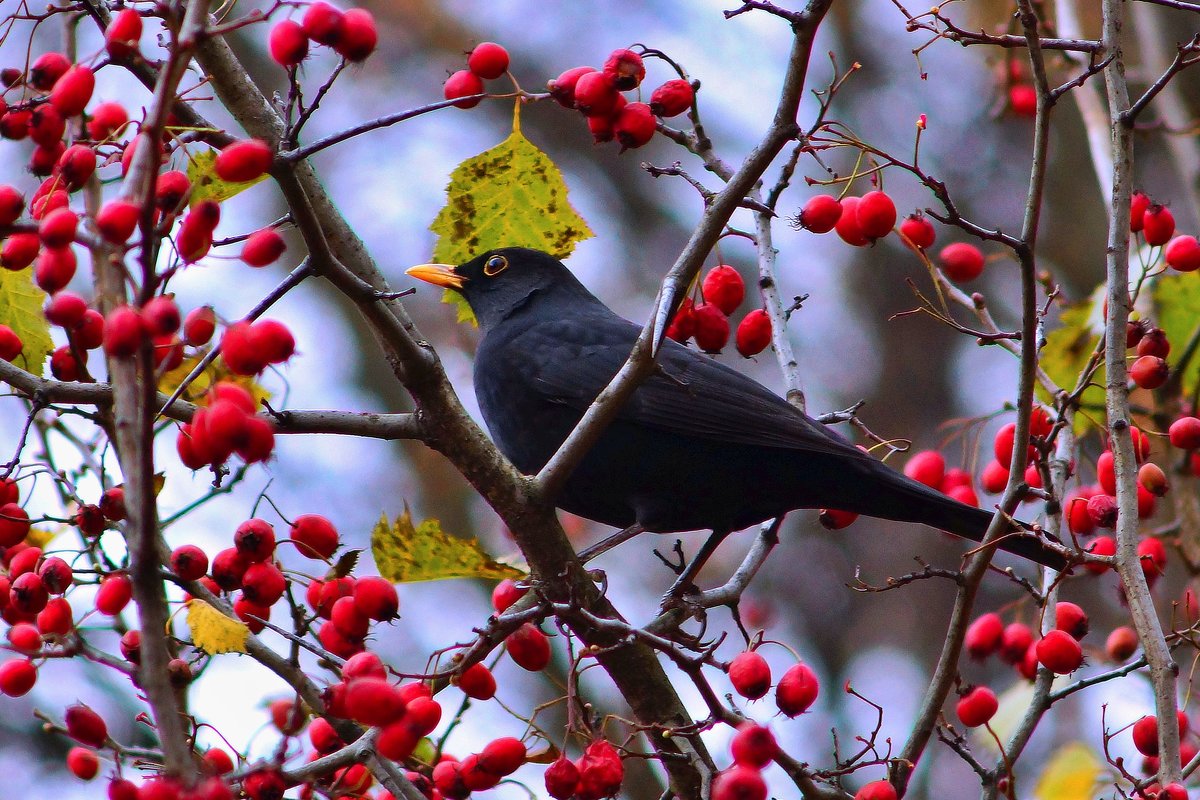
[665,264,772,357]
[1130,192,1200,273]
[543,739,624,800]
[443,42,512,109]
[727,649,820,716]
[267,2,379,67]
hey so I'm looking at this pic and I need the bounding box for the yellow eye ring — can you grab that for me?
[484,254,508,276]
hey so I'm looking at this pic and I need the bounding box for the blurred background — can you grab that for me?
[1,0,1199,797]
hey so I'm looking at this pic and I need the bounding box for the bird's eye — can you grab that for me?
[483,254,508,276]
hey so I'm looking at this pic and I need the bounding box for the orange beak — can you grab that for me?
[405,263,465,290]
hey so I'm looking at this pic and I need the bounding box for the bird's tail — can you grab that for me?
[858,462,1068,570]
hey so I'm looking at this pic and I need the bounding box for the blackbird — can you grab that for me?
[406,247,1065,570]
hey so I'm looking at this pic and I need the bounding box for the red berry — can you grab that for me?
[692,303,730,352]
[333,8,377,61]
[444,69,485,109]
[308,717,342,754]
[613,102,656,151]
[155,170,191,209]
[712,766,767,800]
[1139,462,1169,496]
[1133,715,1159,756]
[290,513,339,559]
[855,780,898,800]
[302,2,344,46]
[899,213,936,249]
[241,228,286,267]
[603,48,645,91]
[0,659,37,696]
[492,577,527,612]
[573,70,620,116]
[215,139,273,182]
[835,196,868,246]
[66,747,99,780]
[577,739,624,799]
[29,106,66,147]
[1035,629,1084,674]
[1055,601,1089,639]
[1142,204,1176,246]
[86,101,128,141]
[95,573,132,615]
[0,185,23,225]
[729,650,771,700]
[330,595,370,638]
[95,200,139,243]
[956,685,998,728]
[180,306,216,347]
[507,622,551,671]
[939,242,985,282]
[57,144,96,189]
[37,597,73,635]
[7,622,41,652]
[170,544,209,581]
[269,20,309,67]
[29,52,70,91]
[0,109,31,140]
[1130,355,1169,390]
[44,291,87,328]
[855,190,897,240]
[343,650,387,682]
[2,232,40,270]
[354,575,399,621]
[1008,83,1037,117]
[1165,236,1200,272]
[241,562,286,606]
[457,661,496,700]
[903,450,945,489]
[65,703,108,747]
[50,65,95,117]
[346,677,406,726]
[776,662,819,716]
[1085,493,1117,529]
[548,66,596,108]
[49,345,85,380]
[702,265,745,316]
[1170,416,1200,449]
[467,42,510,80]
[142,296,180,337]
[731,721,777,768]
[1139,536,1168,580]
[480,736,526,776]
[1085,534,1117,574]
[105,8,143,59]
[649,79,695,117]
[544,757,580,800]
[1137,328,1170,358]
[39,207,77,248]
[736,309,772,357]
[965,612,1004,659]
[103,306,145,357]
[1131,192,1150,232]
[1107,626,1138,661]
[0,502,30,547]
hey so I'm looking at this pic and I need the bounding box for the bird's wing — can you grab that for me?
[518,312,871,457]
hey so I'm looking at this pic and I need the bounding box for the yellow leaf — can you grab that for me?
[0,267,53,376]
[372,506,523,583]
[25,526,58,548]
[1039,287,1105,432]
[1033,741,1104,800]
[429,119,593,323]
[186,599,249,654]
[1153,272,1200,397]
[186,149,268,206]
[158,353,270,408]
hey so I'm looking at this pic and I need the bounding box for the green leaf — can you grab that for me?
[1039,286,1105,432]
[0,268,53,376]
[429,120,593,322]
[371,506,523,583]
[1153,272,1200,397]
[1033,741,1104,800]
[186,150,268,206]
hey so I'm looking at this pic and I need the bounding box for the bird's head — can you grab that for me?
[406,247,594,329]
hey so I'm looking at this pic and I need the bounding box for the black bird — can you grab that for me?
[406,247,1066,571]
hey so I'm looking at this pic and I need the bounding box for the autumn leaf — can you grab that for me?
[186,149,268,206]
[1040,287,1105,432]
[0,268,53,376]
[429,109,592,323]
[186,599,249,655]
[1033,741,1104,800]
[371,506,523,583]
[158,353,270,408]
[1153,271,1200,397]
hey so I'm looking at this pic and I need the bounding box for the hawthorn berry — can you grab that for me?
[903,450,945,489]
[37,597,73,635]
[1130,355,1169,390]
[215,139,273,182]
[38,557,73,594]
[2,232,40,270]
[0,185,23,225]
[241,228,286,267]
[170,544,209,581]
[211,547,248,590]
[650,79,695,117]
[86,101,129,141]
[269,20,309,67]
[11,571,49,613]
[776,662,820,715]
[1165,236,1200,272]
[798,194,843,233]
[492,577,527,612]
[49,346,85,380]
[939,242,985,282]
[692,303,730,352]
[736,309,771,357]
[1137,328,1170,358]
[290,513,339,559]
[105,8,142,59]
[1084,535,1116,574]
[712,766,767,800]
[702,265,745,315]
[1133,715,1160,756]
[835,196,868,246]
[965,612,1004,659]
[1055,601,1089,640]
[353,575,399,621]
[405,695,442,735]
[1035,629,1083,674]
[444,69,485,108]
[479,736,527,776]
[302,2,345,45]
[603,48,645,90]
[44,291,87,328]
[1107,626,1138,662]
[1170,416,1200,450]
[66,747,99,780]
[548,66,596,107]
[544,757,580,800]
[1008,84,1037,117]
[899,213,936,249]
[155,170,191,209]
[468,42,510,80]
[1142,204,1175,246]
[507,622,551,671]
[7,623,41,652]
[242,562,286,606]
[1139,536,1168,580]
[334,8,377,61]
[728,650,771,700]
[103,306,145,357]
[1131,191,1150,231]
[0,109,31,140]
[956,685,998,728]
[819,508,858,529]
[573,70,620,116]
[57,144,96,189]
[243,769,286,800]
[855,780,898,800]
[577,739,624,799]
[0,502,30,547]
[0,659,37,696]
[29,52,70,91]
[49,65,95,117]
[457,661,497,700]
[95,573,132,615]
[613,102,656,150]
[731,721,778,768]
[855,190,897,240]
[1139,462,1169,496]
[65,703,108,747]
[142,295,181,336]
